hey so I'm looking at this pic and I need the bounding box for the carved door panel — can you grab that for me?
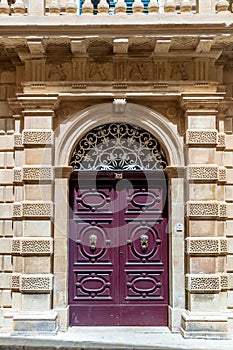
[69,171,168,326]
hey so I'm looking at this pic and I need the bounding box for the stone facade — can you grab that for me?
[0,0,233,340]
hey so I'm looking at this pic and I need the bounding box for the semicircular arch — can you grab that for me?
[55,103,184,168]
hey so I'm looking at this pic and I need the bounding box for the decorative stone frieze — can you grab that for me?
[14,133,23,148]
[217,133,226,149]
[13,202,53,218]
[11,274,53,293]
[186,130,218,145]
[23,166,53,182]
[186,201,227,218]
[186,238,228,255]
[22,130,54,146]
[12,238,53,255]
[185,274,221,292]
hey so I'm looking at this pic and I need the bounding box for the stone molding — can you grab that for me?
[11,273,53,293]
[12,238,53,255]
[186,129,218,145]
[187,165,227,182]
[22,130,54,145]
[186,201,227,218]
[13,201,53,218]
[185,238,228,255]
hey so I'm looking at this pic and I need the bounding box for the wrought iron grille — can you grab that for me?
[70,123,167,170]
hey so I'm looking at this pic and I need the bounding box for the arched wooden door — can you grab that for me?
[69,171,168,326]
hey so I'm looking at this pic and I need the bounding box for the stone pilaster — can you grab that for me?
[180,92,229,338]
[0,100,15,331]
[10,94,58,335]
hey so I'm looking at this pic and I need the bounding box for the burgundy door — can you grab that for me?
[69,171,168,326]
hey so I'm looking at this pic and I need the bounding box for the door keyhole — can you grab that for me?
[119,252,124,257]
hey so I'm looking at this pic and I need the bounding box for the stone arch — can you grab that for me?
[53,102,185,331]
[55,102,185,168]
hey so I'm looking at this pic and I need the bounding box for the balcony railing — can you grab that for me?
[0,0,232,16]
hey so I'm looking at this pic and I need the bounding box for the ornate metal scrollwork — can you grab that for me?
[70,123,167,170]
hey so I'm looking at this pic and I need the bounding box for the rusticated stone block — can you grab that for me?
[10,273,20,291]
[186,130,218,145]
[217,133,226,149]
[12,203,22,218]
[14,133,23,148]
[218,167,227,183]
[187,166,218,181]
[11,239,20,254]
[22,202,53,217]
[221,273,229,290]
[13,168,23,183]
[185,274,221,292]
[187,201,219,218]
[11,238,53,255]
[20,274,53,293]
[186,238,228,255]
[22,130,54,145]
[13,202,53,218]
[23,166,53,181]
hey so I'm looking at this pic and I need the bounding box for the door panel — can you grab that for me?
[69,171,168,326]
